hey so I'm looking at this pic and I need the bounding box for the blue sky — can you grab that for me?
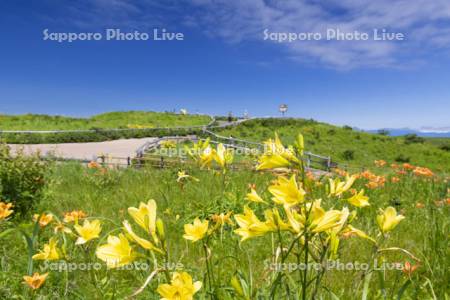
[0,0,449,130]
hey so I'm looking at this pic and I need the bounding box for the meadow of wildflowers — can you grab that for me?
[0,134,448,299]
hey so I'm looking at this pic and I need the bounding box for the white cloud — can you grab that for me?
[45,0,450,68]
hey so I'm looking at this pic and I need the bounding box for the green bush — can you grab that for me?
[342,149,355,160]
[0,144,48,217]
[439,144,450,152]
[404,134,425,144]
[0,128,206,144]
[395,154,410,163]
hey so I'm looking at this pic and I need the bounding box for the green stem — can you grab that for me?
[202,242,214,298]
[302,231,309,300]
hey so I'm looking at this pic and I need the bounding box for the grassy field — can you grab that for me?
[215,118,450,173]
[0,111,212,130]
[0,135,448,299]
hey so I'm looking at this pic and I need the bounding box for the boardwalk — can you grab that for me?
[8,138,158,161]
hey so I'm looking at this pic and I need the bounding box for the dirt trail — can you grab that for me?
[8,138,158,161]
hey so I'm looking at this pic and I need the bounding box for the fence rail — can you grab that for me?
[4,117,334,172]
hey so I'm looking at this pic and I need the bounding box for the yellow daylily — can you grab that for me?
[284,206,305,234]
[177,171,199,183]
[264,208,290,231]
[183,218,209,242]
[328,175,356,197]
[123,220,163,253]
[294,133,304,156]
[211,212,233,227]
[96,234,135,268]
[53,221,72,234]
[327,207,350,259]
[74,219,102,245]
[63,210,87,223]
[310,207,342,233]
[128,200,157,239]
[256,133,300,170]
[246,189,266,204]
[32,237,60,260]
[214,143,234,168]
[377,206,405,233]
[347,189,370,207]
[234,207,272,241]
[268,175,306,207]
[23,272,48,290]
[185,138,210,161]
[33,213,53,227]
[256,153,291,171]
[157,271,202,300]
[0,202,13,220]
[199,145,215,168]
[342,225,376,243]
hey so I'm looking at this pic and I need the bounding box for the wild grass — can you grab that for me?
[1,162,448,299]
[0,111,211,130]
[215,118,450,173]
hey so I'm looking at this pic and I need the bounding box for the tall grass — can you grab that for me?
[1,162,448,299]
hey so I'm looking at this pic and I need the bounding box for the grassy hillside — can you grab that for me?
[215,118,450,173]
[0,111,211,130]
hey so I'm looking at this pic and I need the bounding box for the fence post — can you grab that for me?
[160,156,164,168]
[127,156,131,166]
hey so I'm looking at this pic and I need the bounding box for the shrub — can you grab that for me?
[327,129,336,135]
[342,149,355,160]
[404,134,425,144]
[395,154,410,163]
[343,125,353,130]
[439,144,450,152]
[0,144,48,217]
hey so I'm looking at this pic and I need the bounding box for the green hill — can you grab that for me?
[214,118,450,173]
[0,111,211,130]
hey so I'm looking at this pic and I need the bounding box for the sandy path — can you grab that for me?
[8,138,158,161]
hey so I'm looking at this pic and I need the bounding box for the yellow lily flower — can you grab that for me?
[214,143,233,168]
[123,220,163,253]
[0,202,13,220]
[246,189,266,204]
[234,207,272,241]
[264,208,290,231]
[183,218,209,242]
[211,212,233,227]
[328,175,356,197]
[23,272,48,290]
[74,219,102,245]
[294,133,304,156]
[32,237,60,260]
[342,225,376,243]
[96,234,135,268]
[33,213,53,227]
[128,200,157,240]
[199,145,215,168]
[63,210,87,223]
[53,221,72,234]
[268,175,306,207]
[377,206,405,233]
[256,153,291,170]
[310,207,342,233]
[157,271,202,300]
[284,206,305,234]
[347,189,370,207]
[256,133,299,170]
[327,207,350,259]
[177,171,199,183]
